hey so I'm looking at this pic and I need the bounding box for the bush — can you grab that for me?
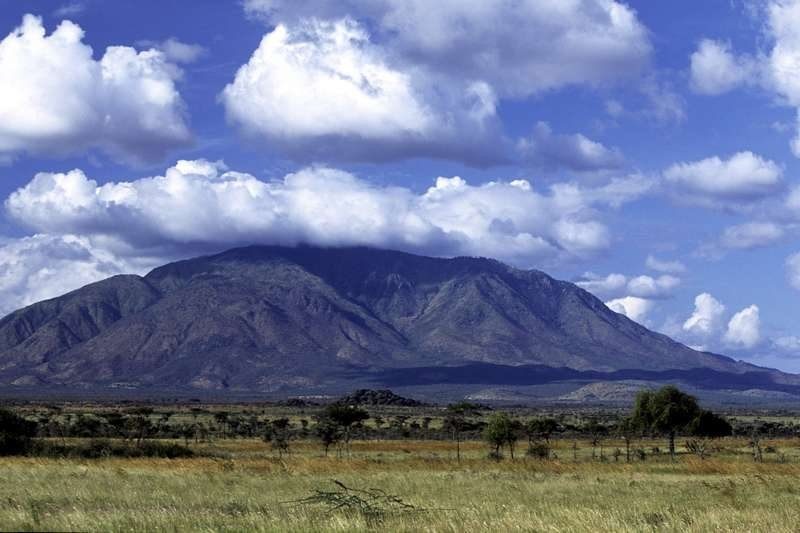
[31,439,194,459]
[688,410,733,438]
[0,408,37,456]
[526,442,550,460]
[289,480,419,526]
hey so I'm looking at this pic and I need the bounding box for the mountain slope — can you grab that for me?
[0,245,790,392]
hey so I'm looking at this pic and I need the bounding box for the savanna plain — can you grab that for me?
[1,400,800,532]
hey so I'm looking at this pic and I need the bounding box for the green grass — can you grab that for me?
[1,438,800,531]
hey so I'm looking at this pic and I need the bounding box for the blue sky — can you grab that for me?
[1,0,800,370]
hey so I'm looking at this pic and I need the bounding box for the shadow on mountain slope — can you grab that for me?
[368,363,800,395]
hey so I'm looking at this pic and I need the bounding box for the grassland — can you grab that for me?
[2,436,800,532]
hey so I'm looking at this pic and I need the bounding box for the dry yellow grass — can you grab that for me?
[1,437,800,531]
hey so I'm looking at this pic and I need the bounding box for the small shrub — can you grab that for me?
[286,480,418,525]
[526,442,550,460]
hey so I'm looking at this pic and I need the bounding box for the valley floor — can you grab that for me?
[1,439,800,531]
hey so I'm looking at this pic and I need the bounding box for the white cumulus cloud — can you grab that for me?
[690,39,757,95]
[0,15,191,163]
[579,270,680,322]
[242,0,652,98]
[0,234,152,316]
[768,0,800,153]
[577,272,680,299]
[663,151,783,209]
[221,18,502,164]
[626,275,681,299]
[576,273,628,296]
[669,293,775,358]
[724,305,761,348]
[683,292,726,338]
[606,296,653,324]
[229,1,653,164]
[5,160,646,269]
[689,1,800,157]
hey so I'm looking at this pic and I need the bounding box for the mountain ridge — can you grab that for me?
[0,244,794,394]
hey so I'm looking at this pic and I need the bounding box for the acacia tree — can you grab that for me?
[631,386,701,460]
[617,417,636,463]
[314,415,341,457]
[483,412,522,459]
[180,423,196,446]
[583,419,608,460]
[266,418,292,457]
[213,411,230,439]
[525,418,558,459]
[322,404,369,456]
[125,408,154,446]
[443,401,480,462]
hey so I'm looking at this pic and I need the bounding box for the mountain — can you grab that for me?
[0,245,797,399]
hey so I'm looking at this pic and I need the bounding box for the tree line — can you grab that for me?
[0,386,791,462]
[481,386,732,461]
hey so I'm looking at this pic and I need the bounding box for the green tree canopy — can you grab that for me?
[324,404,369,429]
[483,412,522,459]
[319,404,369,457]
[687,410,732,438]
[525,418,559,442]
[630,385,729,458]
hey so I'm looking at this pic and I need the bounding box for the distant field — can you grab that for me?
[2,437,800,532]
